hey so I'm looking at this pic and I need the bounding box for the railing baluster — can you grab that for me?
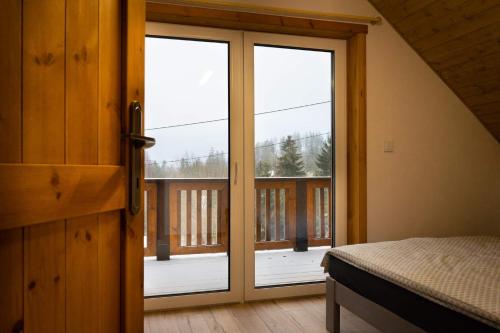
[186,190,191,246]
[320,187,325,239]
[284,189,289,241]
[217,190,221,245]
[207,190,212,245]
[265,189,271,241]
[256,189,262,242]
[197,190,202,246]
[275,189,280,241]
[177,190,182,247]
[325,188,329,238]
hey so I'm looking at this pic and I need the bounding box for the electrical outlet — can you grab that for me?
[384,140,394,153]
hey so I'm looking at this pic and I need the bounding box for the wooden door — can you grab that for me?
[0,0,145,332]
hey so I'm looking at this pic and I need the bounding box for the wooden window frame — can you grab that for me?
[145,2,368,244]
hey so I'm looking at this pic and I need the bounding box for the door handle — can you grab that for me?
[128,100,155,215]
[129,133,156,149]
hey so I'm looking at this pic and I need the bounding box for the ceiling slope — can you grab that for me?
[369,0,500,141]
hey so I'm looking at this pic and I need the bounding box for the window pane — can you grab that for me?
[253,45,333,287]
[144,37,230,296]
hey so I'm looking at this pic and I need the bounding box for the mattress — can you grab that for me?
[321,236,500,330]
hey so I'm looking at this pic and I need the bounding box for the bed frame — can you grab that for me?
[326,277,425,333]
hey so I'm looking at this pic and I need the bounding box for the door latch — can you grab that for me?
[128,100,155,215]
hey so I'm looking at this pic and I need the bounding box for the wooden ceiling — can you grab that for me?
[368,0,500,141]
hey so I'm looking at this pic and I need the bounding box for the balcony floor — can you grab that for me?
[144,247,329,297]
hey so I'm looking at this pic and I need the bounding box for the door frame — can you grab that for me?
[139,0,367,313]
[142,22,245,312]
[243,31,347,301]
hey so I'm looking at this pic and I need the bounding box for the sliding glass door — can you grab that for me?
[244,32,346,300]
[143,23,346,310]
[144,23,244,311]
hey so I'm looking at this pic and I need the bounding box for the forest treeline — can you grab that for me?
[146,132,332,178]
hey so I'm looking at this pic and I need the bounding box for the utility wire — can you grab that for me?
[145,132,331,165]
[145,101,331,131]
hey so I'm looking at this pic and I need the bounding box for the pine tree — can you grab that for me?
[315,136,332,176]
[256,161,272,177]
[276,135,306,176]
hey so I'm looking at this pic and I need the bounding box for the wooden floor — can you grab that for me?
[144,296,380,333]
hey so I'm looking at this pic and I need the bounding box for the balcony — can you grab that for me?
[144,177,332,296]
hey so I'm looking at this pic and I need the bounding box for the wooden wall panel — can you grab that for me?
[24,221,66,333]
[66,216,99,333]
[23,0,66,164]
[0,0,22,163]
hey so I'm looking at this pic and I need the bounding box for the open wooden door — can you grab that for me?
[0,0,145,332]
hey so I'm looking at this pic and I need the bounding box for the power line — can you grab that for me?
[145,132,330,165]
[145,101,331,131]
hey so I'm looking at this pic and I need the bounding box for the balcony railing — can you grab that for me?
[144,177,332,260]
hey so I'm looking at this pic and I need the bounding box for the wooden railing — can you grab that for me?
[144,177,332,259]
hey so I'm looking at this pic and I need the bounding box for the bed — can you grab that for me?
[321,236,500,333]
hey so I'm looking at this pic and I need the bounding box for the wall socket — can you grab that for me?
[384,140,394,152]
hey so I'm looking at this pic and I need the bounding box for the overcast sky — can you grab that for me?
[145,37,333,164]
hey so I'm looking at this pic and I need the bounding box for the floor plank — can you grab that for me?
[144,296,380,333]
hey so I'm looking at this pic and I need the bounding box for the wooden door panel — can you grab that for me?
[0,0,134,332]
[24,220,66,333]
[0,0,21,163]
[98,211,121,333]
[22,0,66,164]
[66,215,100,333]
[0,229,23,333]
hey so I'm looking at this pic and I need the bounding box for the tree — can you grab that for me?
[315,136,332,176]
[256,161,272,177]
[276,135,306,176]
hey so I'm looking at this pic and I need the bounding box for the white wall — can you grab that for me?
[224,0,500,240]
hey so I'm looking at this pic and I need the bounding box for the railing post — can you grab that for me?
[156,180,170,261]
[294,179,309,252]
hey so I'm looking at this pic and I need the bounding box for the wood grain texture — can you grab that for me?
[1,0,124,332]
[146,2,367,40]
[23,0,66,163]
[369,0,500,141]
[66,215,99,333]
[123,0,146,332]
[98,211,121,333]
[66,0,99,164]
[347,33,367,244]
[99,0,122,165]
[145,296,380,333]
[0,229,23,333]
[24,221,66,333]
[0,164,126,230]
[0,0,22,163]
[0,3,23,331]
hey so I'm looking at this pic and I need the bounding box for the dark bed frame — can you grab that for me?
[326,256,498,333]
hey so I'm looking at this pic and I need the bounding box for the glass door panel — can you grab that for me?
[253,45,334,287]
[144,36,230,297]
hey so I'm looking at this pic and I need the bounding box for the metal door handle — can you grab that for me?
[128,100,155,215]
[129,133,156,149]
